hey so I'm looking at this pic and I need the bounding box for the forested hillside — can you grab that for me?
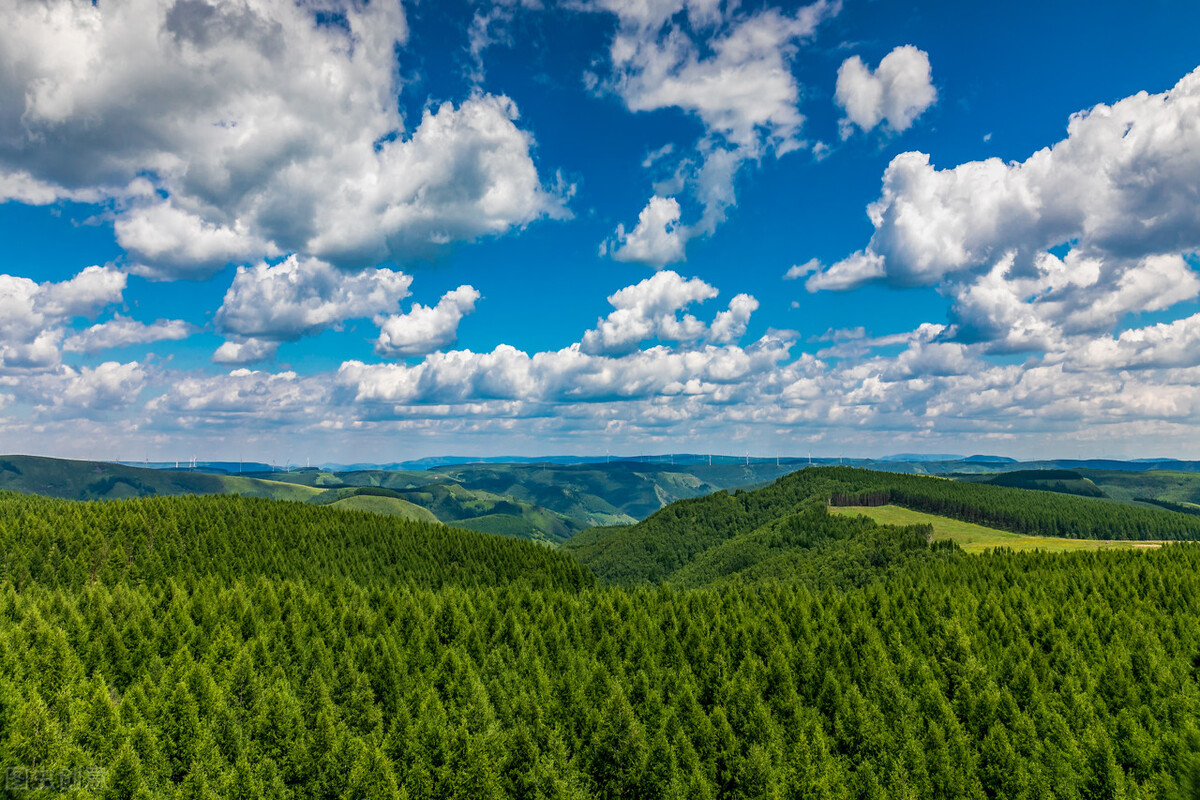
[3,524,1200,797]
[569,467,1200,585]
[0,455,807,544]
[3,476,1200,798]
[0,492,591,592]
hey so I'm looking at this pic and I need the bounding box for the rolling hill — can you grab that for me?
[568,466,1200,585]
[0,455,322,502]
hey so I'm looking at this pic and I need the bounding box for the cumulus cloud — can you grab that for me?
[808,66,1200,353]
[339,333,792,407]
[375,285,482,357]
[580,270,716,354]
[1066,314,1200,371]
[118,203,278,281]
[0,0,566,278]
[215,256,413,342]
[212,338,280,366]
[607,4,833,151]
[609,195,686,267]
[14,361,147,416]
[835,45,937,137]
[709,293,758,344]
[596,0,839,264]
[211,255,416,363]
[64,315,193,354]
[0,266,126,372]
[579,270,759,354]
[147,367,325,425]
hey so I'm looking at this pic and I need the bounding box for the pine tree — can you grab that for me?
[103,741,152,800]
[163,680,201,782]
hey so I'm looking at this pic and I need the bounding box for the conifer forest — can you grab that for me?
[2,468,1200,798]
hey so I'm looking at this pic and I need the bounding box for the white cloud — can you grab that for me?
[580,270,717,354]
[709,293,758,344]
[64,315,193,354]
[15,361,147,415]
[947,251,1200,353]
[785,258,821,280]
[467,0,541,83]
[147,367,322,424]
[814,68,1200,290]
[809,66,1200,352]
[595,0,839,262]
[610,195,686,267]
[118,202,278,281]
[339,333,792,407]
[0,0,566,278]
[375,285,482,357]
[213,255,414,358]
[579,270,759,354]
[36,266,127,319]
[835,45,937,137]
[805,250,884,291]
[0,266,126,372]
[608,5,831,152]
[212,338,280,366]
[1065,314,1200,371]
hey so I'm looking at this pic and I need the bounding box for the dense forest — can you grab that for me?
[0,492,591,592]
[2,473,1200,798]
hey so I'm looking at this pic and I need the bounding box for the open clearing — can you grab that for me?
[830,504,1163,553]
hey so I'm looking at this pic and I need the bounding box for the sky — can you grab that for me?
[1,0,1200,464]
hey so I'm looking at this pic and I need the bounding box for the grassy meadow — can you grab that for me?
[830,504,1163,552]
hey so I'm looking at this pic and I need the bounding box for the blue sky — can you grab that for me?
[2,0,1199,463]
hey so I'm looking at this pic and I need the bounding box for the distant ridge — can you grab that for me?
[117,460,274,473]
[878,453,964,462]
[962,455,1018,463]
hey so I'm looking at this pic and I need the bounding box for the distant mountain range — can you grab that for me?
[111,453,1196,474]
[7,453,1200,545]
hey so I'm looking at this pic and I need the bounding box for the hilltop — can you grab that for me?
[567,466,1200,586]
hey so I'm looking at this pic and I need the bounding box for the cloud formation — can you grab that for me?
[0,0,566,278]
[213,255,414,363]
[577,269,760,355]
[0,266,126,372]
[809,67,1200,352]
[64,316,194,354]
[375,285,482,357]
[597,0,839,265]
[835,45,937,137]
[609,195,686,267]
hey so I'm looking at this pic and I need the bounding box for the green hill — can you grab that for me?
[0,456,821,545]
[971,469,1107,497]
[255,461,808,533]
[568,466,1200,585]
[326,494,440,523]
[0,455,322,502]
[0,490,591,592]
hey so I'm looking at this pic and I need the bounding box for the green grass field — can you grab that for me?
[829,505,1163,553]
[327,494,441,523]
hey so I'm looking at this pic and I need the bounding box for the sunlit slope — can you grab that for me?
[327,493,440,523]
[569,466,1199,585]
[829,505,1162,552]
